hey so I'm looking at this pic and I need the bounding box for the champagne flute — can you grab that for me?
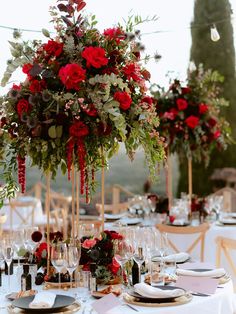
[2,238,14,292]
[65,244,81,289]
[51,243,67,290]
[0,246,5,295]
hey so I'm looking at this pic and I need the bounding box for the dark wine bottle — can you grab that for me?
[5,261,13,275]
[21,264,32,291]
[132,259,140,285]
[0,271,2,287]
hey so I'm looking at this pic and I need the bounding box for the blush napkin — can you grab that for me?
[29,291,56,308]
[134,283,184,298]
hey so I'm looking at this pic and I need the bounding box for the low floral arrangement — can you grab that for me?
[80,230,122,283]
[151,65,232,164]
[0,0,165,200]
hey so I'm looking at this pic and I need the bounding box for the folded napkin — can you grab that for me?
[29,292,56,309]
[164,252,189,263]
[219,218,236,224]
[176,268,225,278]
[134,283,184,298]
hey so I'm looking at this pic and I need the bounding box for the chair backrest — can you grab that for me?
[156,223,210,262]
[50,192,72,237]
[9,200,37,228]
[95,202,129,214]
[216,236,236,277]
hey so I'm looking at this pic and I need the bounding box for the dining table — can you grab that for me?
[0,268,235,314]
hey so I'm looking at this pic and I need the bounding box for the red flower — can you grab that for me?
[29,79,46,93]
[35,242,48,261]
[16,99,31,117]
[199,103,208,114]
[82,46,108,68]
[31,231,43,242]
[59,63,86,90]
[102,67,118,75]
[181,87,191,94]
[123,63,141,82]
[22,63,33,75]
[82,238,97,249]
[43,40,63,57]
[12,84,21,90]
[208,118,217,127]
[82,104,98,117]
[185,115,199,129]
[114,91,132,110]
[69,121,89,137]
[176,98,188,111]
[163,108,178,120]
[110,257,120,275]
[141,96,153,106]
[103,27,125,43]
[214,130,221,139]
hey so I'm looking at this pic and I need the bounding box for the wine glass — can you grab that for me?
[24,226,39,263]
[114,239,133,291]
[13,229,25,274]
[0,246,5,295]
[51,242,67,290]
[65,244,81,289]
[2,238,14,292]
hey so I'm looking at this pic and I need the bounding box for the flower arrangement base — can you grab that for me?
[44,281,77,291]
[97,276,122,286]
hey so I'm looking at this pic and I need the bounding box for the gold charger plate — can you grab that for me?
[7,301,81,314]
[123,293,192,307]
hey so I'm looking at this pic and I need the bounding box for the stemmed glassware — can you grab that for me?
[24,226,39,263]
[51,242,67,290]
[64,244,81,289]
[2,238,14,292]
[13,229,25,274]
[114,239,133,291]
[0,246,5,295]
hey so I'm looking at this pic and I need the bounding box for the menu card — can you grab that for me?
[176,276,218,294]
[92,293,121,314]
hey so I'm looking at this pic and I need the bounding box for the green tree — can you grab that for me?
[178,0,236,196]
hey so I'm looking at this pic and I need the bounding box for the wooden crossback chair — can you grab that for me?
[156,223,210,262]
[9,200,37,228]
[95,202,129,214]
[216,236,236,277]
[211,187,236,212]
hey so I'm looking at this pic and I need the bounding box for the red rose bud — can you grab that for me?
[82,104,98,117]
[16,99,32,118]
[82,46,108,68]
[69,121,89,137]
[141,96,153,106]
[214,130,221,139]
[208,118,217,127]
[103,27,125,43]
[114,91,132,110]
[22,63,33,75]
[123,63,141,82]
[29,79,46,93]
[181,87,191,94]
[199,103,208,114]
[185,115,199,129]
[176,98,188,111]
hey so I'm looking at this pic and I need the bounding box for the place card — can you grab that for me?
[176,276,218,294]
[92,293,122,314]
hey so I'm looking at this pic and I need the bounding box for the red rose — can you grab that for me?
[114,91,132,110]
[69,121,89,137]
[199,103,208,114]
[176,98,188,111]
[35,242,48,261]
[208,118,217,127]
[22,63,33,75]
[103,27,125,43]
[82,238,97,249]
[59,63,86,90]
[16,99,31,117]
[82,104,98,117]
[12,84,21,90]
[110,231,123,240]
[43,40,63,57]
[29,79,46,93]
[123,63,141,82]
[181,87,191,94]
[110,257,120,275]
[214,130,221,139]
[185,115,199,129]
[82,46,108,68]
[141,96,153,106]
[163,108,178,120]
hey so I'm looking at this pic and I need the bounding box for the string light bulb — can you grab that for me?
[210,24,220,42]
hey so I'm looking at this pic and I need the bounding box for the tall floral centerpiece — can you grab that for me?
[151,66,232,207]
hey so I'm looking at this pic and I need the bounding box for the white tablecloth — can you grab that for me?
[0,271,235,314]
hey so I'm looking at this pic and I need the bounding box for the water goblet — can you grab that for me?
[2,238,14,292]
[65,244,81,289]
